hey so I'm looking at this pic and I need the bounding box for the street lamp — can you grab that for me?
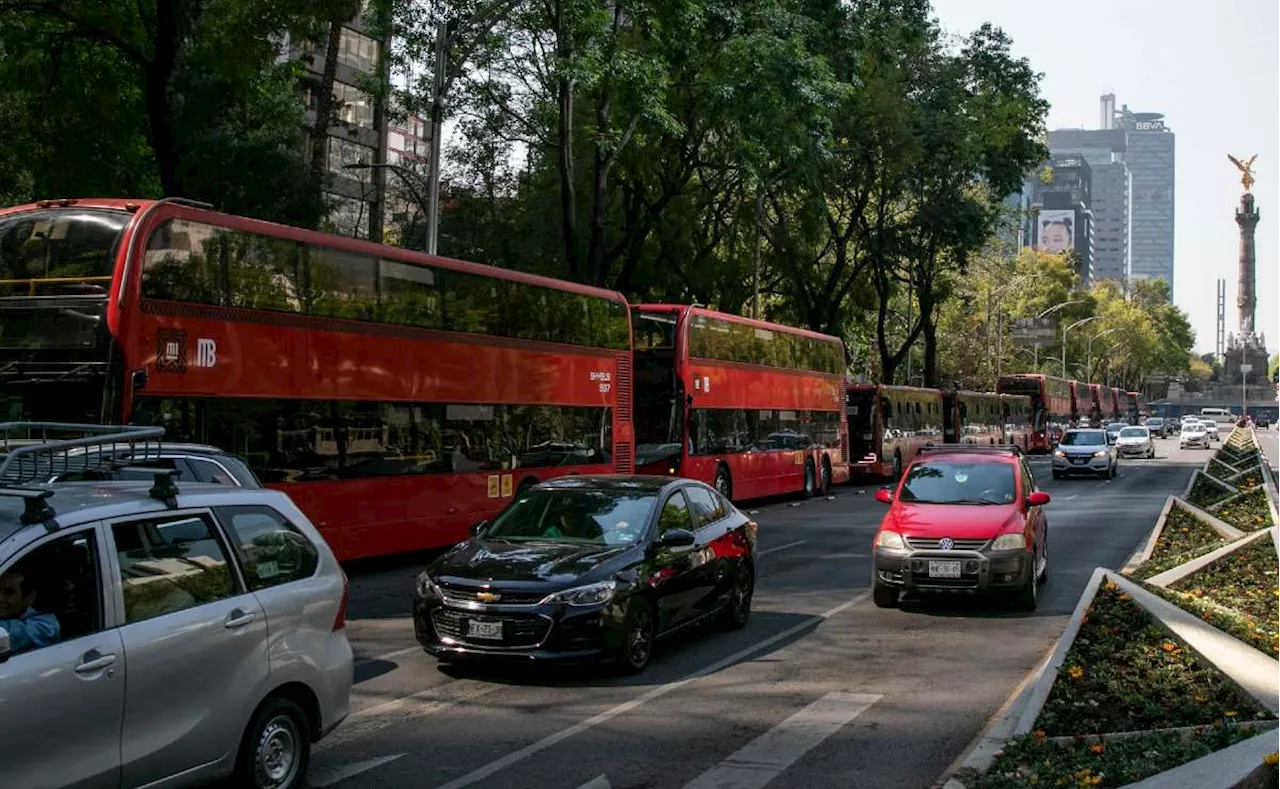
[1085,326,1122,383]
[1062,315,1099,378]
[988,273,1045,381]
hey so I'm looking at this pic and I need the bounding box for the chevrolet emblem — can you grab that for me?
[476,591,501,603]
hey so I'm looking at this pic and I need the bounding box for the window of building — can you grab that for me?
[334,81,374,128]
[338,28,380,72]
[328,138,374,178]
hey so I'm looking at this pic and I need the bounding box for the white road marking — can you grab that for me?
[432,590,872,789]
[575,776,612,789]
[310,754,407,787]
[760,540,807,557]
[354,645,421,666]
[681,692,881,789]
[320,679,505,751]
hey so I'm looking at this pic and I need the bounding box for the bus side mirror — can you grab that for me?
[469,520,489,537]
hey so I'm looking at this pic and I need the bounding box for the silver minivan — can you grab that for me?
[0,425,351,789]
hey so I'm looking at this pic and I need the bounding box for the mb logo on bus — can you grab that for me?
[195,338,217,368]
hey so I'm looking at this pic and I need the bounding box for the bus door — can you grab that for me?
[845,387,877,467]
[632,309,684,474]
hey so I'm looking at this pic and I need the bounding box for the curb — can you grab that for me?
[1120,495,1177,574]
[1116,728,1280,789]
[1144,527,1272,588]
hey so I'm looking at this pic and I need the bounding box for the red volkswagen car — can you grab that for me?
[870,446,1050,610]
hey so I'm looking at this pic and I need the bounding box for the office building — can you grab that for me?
[282,11,391,240]
[1115,107,1176,292]
[1047,95,1175,296]
[1030,154,1095,286]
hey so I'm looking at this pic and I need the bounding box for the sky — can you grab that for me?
[931,0,1280,357]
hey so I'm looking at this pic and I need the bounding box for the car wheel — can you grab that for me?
[715,466,733,500]
[722,564,754,630]
[1037,542,1048,584]
[872,575,900,608]
[1015,550,1039,611]
[234,696,310,789]
[618,598,656,674]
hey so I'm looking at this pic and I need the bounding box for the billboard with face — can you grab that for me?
[1037,210,1075,254]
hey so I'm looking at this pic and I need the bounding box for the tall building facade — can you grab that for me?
[1030,154,1095,286]
[283,8,391,240]
[1115,107,1176,292]
[1047,127,1130,284]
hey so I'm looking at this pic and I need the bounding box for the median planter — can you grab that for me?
[1209,458,1243,481]
[1210,489,1276,532]
[956,576,1275,788]
[1188,471,1238,509]
[1128,501,1239,581]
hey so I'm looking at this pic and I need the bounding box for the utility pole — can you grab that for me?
[1241,364,1252,420]
[752,188,764,319]
[425,19,447,255]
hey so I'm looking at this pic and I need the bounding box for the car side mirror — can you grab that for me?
[469,520,489,537]
[1026,491,1051,507]
[874,488,893,504]
[0,625,9,662]
[656,528,695,549]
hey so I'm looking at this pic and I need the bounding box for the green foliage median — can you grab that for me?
[1214,489,1276,532]
[1131,506,1229,581]
[1189,475,1236,509]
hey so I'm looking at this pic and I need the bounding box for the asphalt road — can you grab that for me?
[305,436,1239,789]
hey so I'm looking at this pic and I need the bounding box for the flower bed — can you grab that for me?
[1214,489,1275,532]
[1190,475,1236,509]
[1132,506,1230,581]
[967,724,1262,789]
[1139,527,1278,658]
[1033,581,1272,737]
[1221,447,1263,466]
[1231,470,1266,492]
[1209,458,1241,481]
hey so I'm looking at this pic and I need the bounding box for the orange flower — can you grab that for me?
[1090,743,1106,754]
[1118,593,1131,601]
[1226,710,1239,718]
[1264,752,1278,766]
[1161,641,1178,653]
[1067,665,1085,680]
[1034,729,1047,740]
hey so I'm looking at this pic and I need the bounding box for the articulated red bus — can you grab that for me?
[1001,394,1035,452]
[1090,384,1123,425]
[942,390,1005,446]
[995,374,1072,452]
[631,305,850,499]
[0,198,634,560]
[1126,391,1147,425]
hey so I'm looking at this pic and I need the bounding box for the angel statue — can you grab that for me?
[1228,154,1258,192]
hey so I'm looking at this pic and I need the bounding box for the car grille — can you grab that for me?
[437,582,546,606]
[430,609,553,648]
[905,537,988,551]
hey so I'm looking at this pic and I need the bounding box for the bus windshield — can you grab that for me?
[0,208,129,422]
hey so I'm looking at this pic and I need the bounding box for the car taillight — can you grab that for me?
[333,570,349,631]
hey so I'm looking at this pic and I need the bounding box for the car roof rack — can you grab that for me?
[916,445,1024,458]
[0,488,58,527]
[0,422,165,488]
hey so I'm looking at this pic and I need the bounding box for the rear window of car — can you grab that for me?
[214,505,319,590]
[899,461,1016,505]
[1060,431,1105,446]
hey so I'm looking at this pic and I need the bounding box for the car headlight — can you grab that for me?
[416,573,442,599]
[875,531,906,550]
[991,533,1027,551]
[540,580,617,606]
[1053,450,1065,458]
[1093,450,1109,457]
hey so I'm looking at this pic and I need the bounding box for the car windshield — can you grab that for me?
[1182,423,1204,432]
[1106,423,1127,432]
[1060,431,1105,446]
[1119,428,1147,438]
[1144,419,1163,426]
[898,461,1016,505]
[485,488,655,546]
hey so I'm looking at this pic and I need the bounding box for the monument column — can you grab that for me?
[1235,192,1259,336]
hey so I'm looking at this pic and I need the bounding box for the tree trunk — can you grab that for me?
[309,19,345,194]
[921,294,939,388]
[146,1,182,196]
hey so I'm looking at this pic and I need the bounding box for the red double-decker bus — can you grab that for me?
[846,384,945,478]
[0,198,634,560]
[631,305,850,499]
[1125,391,1148,424]
[995,374,1072,452]
[942,390,1005,446]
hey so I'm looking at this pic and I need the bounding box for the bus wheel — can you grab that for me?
[715,467,733,500]
[819,457,832,496]
[803,460,816,499]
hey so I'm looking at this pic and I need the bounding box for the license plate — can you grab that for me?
[467,619,504,640]
[929,561,962,579]
[1070,457,1087,464]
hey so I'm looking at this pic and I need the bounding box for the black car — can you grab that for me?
[413,476,757,673]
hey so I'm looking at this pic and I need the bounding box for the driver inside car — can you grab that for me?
[0,563,60,655]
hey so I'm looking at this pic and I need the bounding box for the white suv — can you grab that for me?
[0,425,351,789]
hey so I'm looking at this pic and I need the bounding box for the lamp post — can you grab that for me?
[1085,326,1122,384]
[1062,315,1100,378]
[1241,363,1253,420]
[987,273,1044,383]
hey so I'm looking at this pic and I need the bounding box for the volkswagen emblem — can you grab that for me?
[938,537,955,551]
[475,591,501,603]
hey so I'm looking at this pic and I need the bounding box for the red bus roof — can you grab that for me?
[1,198,629,305]
[637,303,842,343]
